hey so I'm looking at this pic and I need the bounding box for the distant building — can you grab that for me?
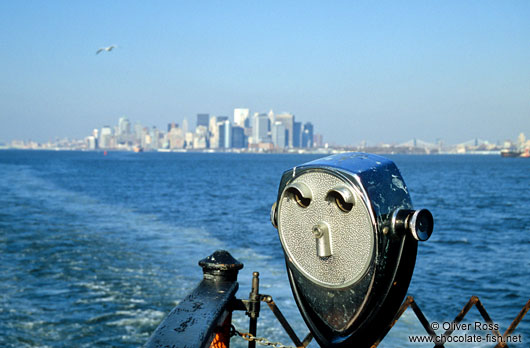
[275,112,294,148]
[185,132,194,148]
[118,117,131,136]
[232,126,246,148]
[196,113,210,129]
[86,136,97,150]
[272,121,286,149]
[302,122,314,148]
[209,116,229,149]
[194,125,208,149]
[244,116,251,128]
[313,133,323,148]
[140,127,150,148]
[168,126,185,149]
[90,129,99,149]
[99,126,114,149]
[218,121,226,149]
[209,116,219,148]
[134,123,143,142]
[267,110,275,129]
[167,122,178,132]
[218,120,232,149]
[293,122,301,148]
[224,120,231,148]
[253,113,271,144]
[149,126,161,150]
[116,117,132,145]
[234,108,250,127]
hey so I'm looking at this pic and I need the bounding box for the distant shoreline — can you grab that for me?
[0,146,503,156]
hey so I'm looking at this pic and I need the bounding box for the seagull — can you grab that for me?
[96,45,116,54]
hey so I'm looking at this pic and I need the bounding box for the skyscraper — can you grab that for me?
[194,126,208,149]
[218,121,225,149]
[224,120,232,149]
[134,123,143,142]
[302,122,314,148]
[167,126,185,149]
[117,117,131,145]
[218,120,232,149]
[100,126,113,149]
[275,112,294,148]
[86,136,97,150]
[234,108,250,127]
[185,131,194,149]
[267,110,275,129]
[209,116,228,149]
[232,126,246,148]
[253,113,270,143]
[167,122,178,132]
[272,121,286,149]
[150,126,161,150]
[209,116,219,148]
[293,122,301,148]
[118,117,131,136]
[313,133,323,148]
[196,113,210,128]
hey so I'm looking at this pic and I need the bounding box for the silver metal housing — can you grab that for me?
[277,169,375,288]
[271,153,430,347]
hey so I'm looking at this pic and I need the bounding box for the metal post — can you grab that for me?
[248,272,261,348]
[144,250,243,348]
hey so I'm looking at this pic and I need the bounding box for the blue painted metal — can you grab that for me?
[144,250,242,348]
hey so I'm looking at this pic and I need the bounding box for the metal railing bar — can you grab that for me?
[474,297,503,339]
[496,299,530,348]
[261,295,304,347]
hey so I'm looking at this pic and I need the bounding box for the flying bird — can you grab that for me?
[96,45,116,54]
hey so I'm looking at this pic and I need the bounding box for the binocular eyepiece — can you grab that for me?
[271,153,433,347]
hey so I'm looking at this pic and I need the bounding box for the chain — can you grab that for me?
[230,325,298,348]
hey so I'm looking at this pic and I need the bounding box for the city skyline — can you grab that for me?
[1,2,529,145]
[2,105,526,149]
[6,110,529,155]
[4,112,527,149]
[83,109,320,151]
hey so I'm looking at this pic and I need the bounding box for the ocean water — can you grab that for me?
[0,150,528,347]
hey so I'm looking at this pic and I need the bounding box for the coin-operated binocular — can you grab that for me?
[270,153,433,347]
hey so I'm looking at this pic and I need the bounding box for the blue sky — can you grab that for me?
[1,1,529,145]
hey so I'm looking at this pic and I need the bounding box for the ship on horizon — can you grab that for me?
[500,148,529,158]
